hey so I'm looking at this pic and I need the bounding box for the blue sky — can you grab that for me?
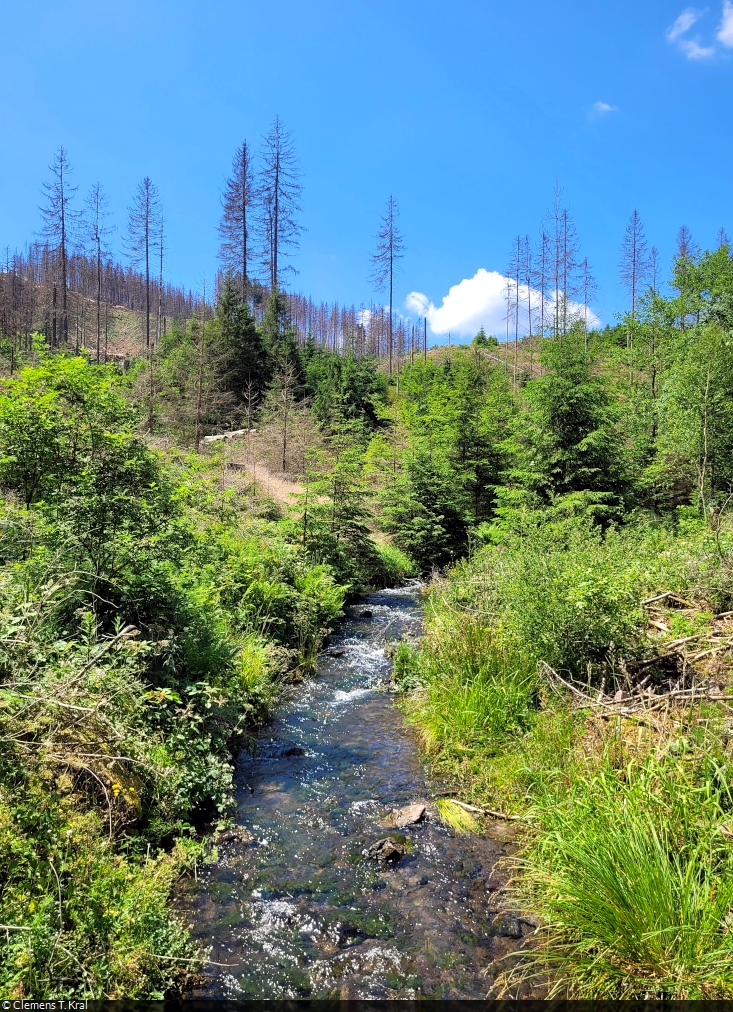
[1,0,732,342]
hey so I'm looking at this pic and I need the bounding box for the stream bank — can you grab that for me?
[177,584,539,999]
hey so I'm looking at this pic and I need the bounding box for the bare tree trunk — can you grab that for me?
[388,248,393,375]
[699,367,712,516]
[96,244,101,364]
[370,195,404,375]
[195,285,206,452]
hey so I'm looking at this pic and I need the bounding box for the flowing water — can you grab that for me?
[178,584,534,1000]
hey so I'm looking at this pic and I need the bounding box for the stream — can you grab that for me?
[177,584,534,1000]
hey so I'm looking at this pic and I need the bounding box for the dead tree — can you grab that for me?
[257,118,303,293]
[506,236,523,383]
[270,359,299,472]
[619,209,650,322]
[522,235,536,376]
[619,209,650,375]
[84,183,114,364]
[580,257,597,352]
[195,282,208,452]
[649,245,661,403]
[369,195,405,375]
[156,216,166,344]
[124,177,162,352]
[38,147,79,346]
[219,141,256,302]
[544,185,580,338]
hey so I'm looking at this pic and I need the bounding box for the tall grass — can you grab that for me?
[514,739,733,998]
[396,610,538,796]
[400,515,733,994]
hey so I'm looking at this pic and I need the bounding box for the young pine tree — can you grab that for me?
[505,326,627,512]
[214,273,269,411]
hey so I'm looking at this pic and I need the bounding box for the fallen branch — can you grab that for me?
[73,625,139,682]
[7,693,94,713]
[538,662,666,729]
[665,632,709,648]
[448,798,520,822]
[648,619,670,633]
[642,591,695,608]
[143,951,242,967]
[692,645,725,662]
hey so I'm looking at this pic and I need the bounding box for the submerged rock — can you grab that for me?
[363,836,406,863]
[274,743,305,758]
[360,610,374,618]
[489,911,522,939]
[214,827,253,844]
[327,647,346,657]
[332,919,364,947]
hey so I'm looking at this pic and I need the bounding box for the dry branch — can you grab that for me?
[537,661,730,728]
[448,798,520,822]
[642,591,695,608]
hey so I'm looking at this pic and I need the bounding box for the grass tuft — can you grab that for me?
[513,743,733,998]
[435,799,480,836]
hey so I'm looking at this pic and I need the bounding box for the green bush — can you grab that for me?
[0,356,350,997]
[401,507,733,993]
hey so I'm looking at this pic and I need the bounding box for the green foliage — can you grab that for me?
[0,356,349,996]
[472,326,498,348]
[260,289,303,378]
[0,777,200,997]
[372,541,417,583]
[285,447,393,588]
[400,506,733,995]
[504,327,628,507]
[672,243,733,330]
[657,324,733,510]
[304,346,387,437]
[378,450,470,570]
[435,799,479,835]
[6,226,733,999]
[517,739,733,998]
[0,354,138,508]
[213,273,270,406]
[368,347,513,570]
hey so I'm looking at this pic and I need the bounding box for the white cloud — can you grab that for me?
[679,37,716,55]
[590,101,618,118]
[666,6,706,41]
[405,268,600,341]
[718,0,733,44]
[665,5,720,56]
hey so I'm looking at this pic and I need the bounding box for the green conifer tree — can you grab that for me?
[214,273,270,407]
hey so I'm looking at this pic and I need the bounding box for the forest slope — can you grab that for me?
[389,243,733,997]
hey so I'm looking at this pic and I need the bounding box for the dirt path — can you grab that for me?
[244,461,303,505]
